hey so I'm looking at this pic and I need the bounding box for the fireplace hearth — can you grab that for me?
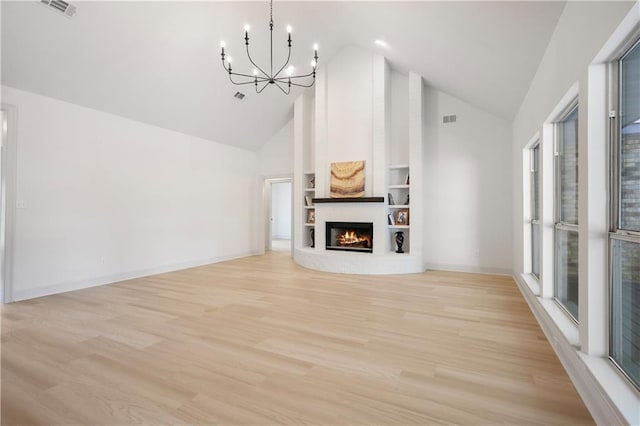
[326,222,373,253]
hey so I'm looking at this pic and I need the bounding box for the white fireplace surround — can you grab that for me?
[294,201,423,274]
[293,47,424,275]
[294,185,424,272]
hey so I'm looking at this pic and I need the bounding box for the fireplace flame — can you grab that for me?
[338,230,370,247]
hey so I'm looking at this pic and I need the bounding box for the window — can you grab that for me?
[555,105,579,321]
[611,38,640,389]
[531,143,541,278]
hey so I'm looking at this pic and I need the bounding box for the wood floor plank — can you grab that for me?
[1,251,594,425]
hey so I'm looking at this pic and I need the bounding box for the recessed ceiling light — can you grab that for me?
[374,40,389,48]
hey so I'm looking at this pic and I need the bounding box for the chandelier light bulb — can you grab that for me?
[253,69,259,76]
[286,25,292,33]
[287,66,295,76]
[313,43,318,51]
[244,24,250,32]
[220,41,226,48]
[227,56,233,63]
[311,60,317,68]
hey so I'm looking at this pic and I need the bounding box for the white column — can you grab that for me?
[373,55,390,252]
[372,55,389,197]
[293,95,306,249]
[314,67,328,199]
[580,64,608,355]
[541,122,555,299]
[409,72,423,256]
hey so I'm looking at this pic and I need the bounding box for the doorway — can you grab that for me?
[265,178,292,252]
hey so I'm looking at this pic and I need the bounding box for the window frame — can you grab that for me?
[553,100,580,323]
[608,37,640,391]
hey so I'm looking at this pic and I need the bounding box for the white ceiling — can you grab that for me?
[1,1,565,151]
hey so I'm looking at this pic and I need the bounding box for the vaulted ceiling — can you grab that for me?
[2,1,565,150]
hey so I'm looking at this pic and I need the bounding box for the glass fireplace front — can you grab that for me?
[325,222,373,253]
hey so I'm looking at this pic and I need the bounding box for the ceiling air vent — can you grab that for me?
[40,0,77,18]
[233,91,246,100]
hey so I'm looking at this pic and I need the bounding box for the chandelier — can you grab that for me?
[219,0,318,94]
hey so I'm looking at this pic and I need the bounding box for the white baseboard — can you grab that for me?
[424,262,512,276]
[11,250,260,302]
[513,274,635,426]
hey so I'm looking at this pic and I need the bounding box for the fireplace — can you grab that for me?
[326,222,373,253]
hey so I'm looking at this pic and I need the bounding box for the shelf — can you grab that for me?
[389,185,410,189]
[304,223,315,227]
[304,188,316,192]
[313,197,385,204]
[388,205,409,209]
[389,225,410,229]
[304,171,315,175]
[304,206,315,209]
[388,164,409,170]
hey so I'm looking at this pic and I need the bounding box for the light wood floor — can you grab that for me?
[1,252,593,425]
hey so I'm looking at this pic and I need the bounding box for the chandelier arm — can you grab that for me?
[229,69,269,80]
[292,70,315,78]
[256,81,271,94]
[274,71,315,81]
[273,80,290,95]
[229,78,257,86]
[272,45,292,80]
[273,74,315,88]
[287,79,316,88]
[222,62,260,80]
[274,72,314,83]
[229,74,269,86]
[222,55,270,81]
[245,44,270,78]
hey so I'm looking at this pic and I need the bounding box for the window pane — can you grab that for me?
[556,229,579,320]
[620,42,640,231]
[611,239,640,388]
[532,223,540,278]
[532,145,540,221]
[559,108,579,224]
[530,144,540,278]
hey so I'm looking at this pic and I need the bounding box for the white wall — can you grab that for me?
[271,181,291,239]
[512,1,634,275]
[390,71,409,165]
[2,85,259,301]
[423,87,512,274]
[257,118,294,177]
[255,118,294,253]
[326,47,374,195]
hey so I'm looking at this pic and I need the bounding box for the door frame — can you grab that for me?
[263,175,293,253]
[1,104,18,303]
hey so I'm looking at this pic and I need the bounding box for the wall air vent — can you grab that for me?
[40,0,77,18]
[443,114,457,124]
[233,91,246,100]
